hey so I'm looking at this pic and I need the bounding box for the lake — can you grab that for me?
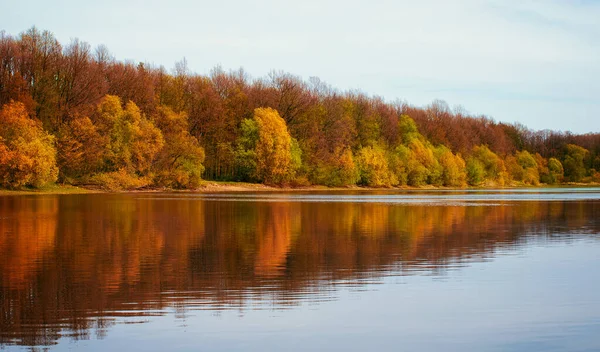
[1,188,599,351]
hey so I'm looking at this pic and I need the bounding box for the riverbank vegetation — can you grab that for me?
[1,28,599,191]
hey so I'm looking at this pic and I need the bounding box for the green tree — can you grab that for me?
[290,137,303,178]
[562,144,588,182]
[515,150,539,185]
[516,150,537,169]
[546,157,564,184]
[469,145,508,185]
[398,114,419,144]
[466,158,485,186]
[311,148,359,187]
[234,118,259,182]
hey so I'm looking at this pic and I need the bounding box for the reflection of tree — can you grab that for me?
[0,196,57,289]
[0,195,598,346]
[254,202,299,276]
[0,196,59,346]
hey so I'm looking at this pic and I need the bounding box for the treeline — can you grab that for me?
[1,27,599,190]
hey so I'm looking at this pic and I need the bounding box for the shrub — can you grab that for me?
[90,169,151,191]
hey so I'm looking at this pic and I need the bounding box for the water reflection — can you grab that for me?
[0,193,599,347]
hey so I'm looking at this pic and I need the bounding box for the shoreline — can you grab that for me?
[1,181,599,196]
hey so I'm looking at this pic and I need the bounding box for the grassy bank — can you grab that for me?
[0,184,99,195]
[188,181,600,193]
[1,181,598,196]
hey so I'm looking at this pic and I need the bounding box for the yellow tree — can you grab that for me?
[468,145,508,186]
[312,147,359,186]
[506,150,540,185]
[153,106,205,188]
[0,101,58,188]
[409,139,442,185]
[356,144,396,187]
[253,107,296,184]
[392,115,441,187]
[505,155,524,182]
[516,150,539,185]
[95,95,164,175]
[436,146,467,187]
[88,95,164,190]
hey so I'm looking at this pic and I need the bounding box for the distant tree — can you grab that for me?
[57,38,107,125]
[268,70,313,126]
[16,27,63,127]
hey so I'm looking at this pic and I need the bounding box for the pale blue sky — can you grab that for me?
[1,0,599,133]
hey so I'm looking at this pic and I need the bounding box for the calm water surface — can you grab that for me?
[1,188,599,351]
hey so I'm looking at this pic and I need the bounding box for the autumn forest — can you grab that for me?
[1,27,599,190]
